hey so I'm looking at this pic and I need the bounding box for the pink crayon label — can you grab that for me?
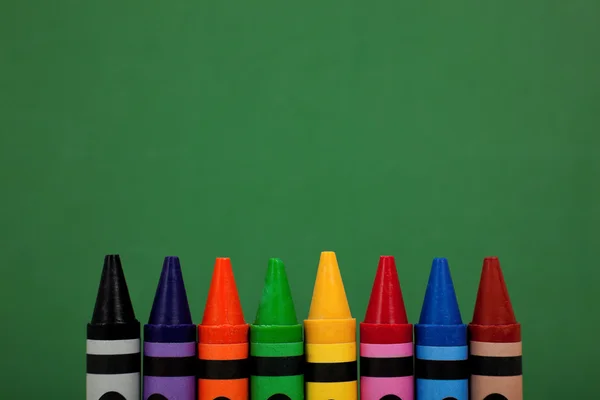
[360,343,414,400]
[360,342,413,357]
[361,376,414,400]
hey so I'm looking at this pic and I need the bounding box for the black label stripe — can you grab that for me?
[99,392,127,400]
[197,358,249,380]
[144,356,196,377]
[360,356,413,378]
[470,356,522,377]
[415,359,469,380]
[87,353,140,375]
[87,323,140,341]
[251,356,304,377]
[305,361,357,383]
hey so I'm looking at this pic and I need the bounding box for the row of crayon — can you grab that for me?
[86,252,522,400]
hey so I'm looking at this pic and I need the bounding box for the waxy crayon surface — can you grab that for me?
[415,258,468,400]
[469,257,522,400]
[144,256,196,400]
[360,256,413,400]
[250,258,304,400]
[197,258,249,400]
[304,252,357,400]
[87,255,140,400]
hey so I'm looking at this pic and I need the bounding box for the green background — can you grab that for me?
[1,1,598,398]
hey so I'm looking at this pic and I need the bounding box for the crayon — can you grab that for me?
[197,257,249,400]
[250,258,304,400]
[469,257,522,400]
[360,255,413,400]
[144,256,196,400]
[304,251,357,400]
[415,258,468,400]
[87,255,140,400]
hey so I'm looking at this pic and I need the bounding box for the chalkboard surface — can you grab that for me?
[1,1,598,399]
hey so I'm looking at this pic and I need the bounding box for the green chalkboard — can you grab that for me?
[1,1,599,399]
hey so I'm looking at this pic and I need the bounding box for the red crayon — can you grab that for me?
[469,257,522,400]
[360,256,414,400]
[197,258,249,400]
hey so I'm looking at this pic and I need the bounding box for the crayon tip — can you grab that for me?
[418,258,462,325]
[91,254,137,324]
[471,256,517,325]
[201,257,245,326]
[363,256,408,324]
[307,251,352,319]
[254,258,298,326]
[148,256,193,325]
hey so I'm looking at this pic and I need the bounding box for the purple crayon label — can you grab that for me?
[144,342,196,400]
[145,342,196,357]
[144,376,196,400]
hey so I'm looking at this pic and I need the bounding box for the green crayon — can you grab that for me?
[250,258,304,400]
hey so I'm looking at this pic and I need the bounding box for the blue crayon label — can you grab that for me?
[415,346,468,381]
[416,378,468,400]
[416,345,468,361]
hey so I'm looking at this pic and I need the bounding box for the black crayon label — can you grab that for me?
[250,355,304,377]
[360,356,413,378]
[197,359,249,380]
[144,355,196,377]
[305,361,357,383]
[99,393,127,400]
[87,353,141,375]
[470,356,522,377]
[87,323,140,341]
[415,359,469,380]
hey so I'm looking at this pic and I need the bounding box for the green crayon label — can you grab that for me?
[251,342,304,400]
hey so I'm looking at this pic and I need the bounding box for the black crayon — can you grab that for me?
[87,255,140,400]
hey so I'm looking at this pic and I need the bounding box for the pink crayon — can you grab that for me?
[360,256,414,400]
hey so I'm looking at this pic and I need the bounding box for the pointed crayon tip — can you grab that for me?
[201,257,245,326]
[364,256,408,324]
[418,257,462,325]
[91,254,137,324]
[307,251,352,320]
[472,256,517,325]
[148,256,193,325]
[254,258,298,326]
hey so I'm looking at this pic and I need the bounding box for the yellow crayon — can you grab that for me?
[304,251,357,400]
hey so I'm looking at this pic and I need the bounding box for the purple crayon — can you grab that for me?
[144,256,196,400]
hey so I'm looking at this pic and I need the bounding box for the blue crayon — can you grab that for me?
[415,258,468,400]
[144,256,196,400]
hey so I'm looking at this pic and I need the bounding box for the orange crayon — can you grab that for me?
[198,258,249,400]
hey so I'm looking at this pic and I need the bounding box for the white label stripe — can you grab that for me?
[87,339,140,355]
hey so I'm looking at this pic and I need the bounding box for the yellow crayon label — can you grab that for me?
[304,319,356,344]
[306,381,357,400]
[305,342,356,363]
